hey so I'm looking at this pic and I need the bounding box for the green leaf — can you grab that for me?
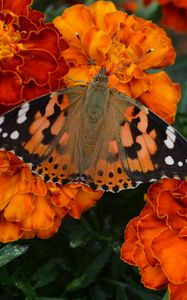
[13,278,38,300]
[162,291,169,300]
[31,259,61,289]
[0,244,28,268]
[64,247,110,293]
[68,223,92,248]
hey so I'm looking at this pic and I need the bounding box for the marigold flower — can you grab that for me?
[121,178,187,300]
[0,151,103,242]
[53,1,180,123]
[144,0,187,33]
[0,0,69,109]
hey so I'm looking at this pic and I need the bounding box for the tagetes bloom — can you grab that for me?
[0,0,69,109]
[121,178,187,300]
[54,1,180,123]
[0,151,103,242]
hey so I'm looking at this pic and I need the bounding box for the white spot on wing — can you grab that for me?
[178,161,183,167]
[17,102,30,124]
[2,132,8,138]
[0,116,4,125]
[164,137,174,149]
[165,155,174,165]
[166,126,176,142]
[10,130,19,140]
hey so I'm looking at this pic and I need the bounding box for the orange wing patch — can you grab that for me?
[121,105,159,177]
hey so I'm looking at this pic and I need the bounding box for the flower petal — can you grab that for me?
[89,1,116,30]
[0,71,22,105]
[4,193,35,222]
[20,195,55,230]
[53,5,93,46]
[141,264,168,290]
[0,216,23,242]
[0,0,32,15]
[169,282,187,300]
[83,26,111,65]
[139,72,180,123]
[152,228,187,284]
[68,184,103,219]
[18,49,58,85]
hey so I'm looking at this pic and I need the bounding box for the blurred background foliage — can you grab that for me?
[0,0,186,299]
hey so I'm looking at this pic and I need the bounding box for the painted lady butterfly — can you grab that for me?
[0,68,186,192]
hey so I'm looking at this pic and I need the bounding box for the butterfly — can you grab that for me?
[0,67,186,192]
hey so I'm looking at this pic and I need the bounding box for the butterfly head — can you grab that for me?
[92,67,108,86]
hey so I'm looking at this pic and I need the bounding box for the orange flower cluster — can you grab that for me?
[0,0,69,111]
[0,151,103,242]
[54,1,180,123]
[144,0,187,33]
[121,179,187,300]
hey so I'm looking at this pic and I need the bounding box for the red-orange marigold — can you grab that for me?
[0,0,69,110]
[121,178,187,300]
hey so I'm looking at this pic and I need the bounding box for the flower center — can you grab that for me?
[0,20,23,60]
[106,39,127,73]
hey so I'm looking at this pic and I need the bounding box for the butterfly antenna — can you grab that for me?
[75,32,94,65]
[65,76,89,85]
[110,48,154,75]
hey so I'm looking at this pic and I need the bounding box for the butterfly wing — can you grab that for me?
[0,88,86,176]
[110,89,187,191]
[79,89,187,192]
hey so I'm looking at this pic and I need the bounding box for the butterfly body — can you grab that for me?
[0,68,186,192]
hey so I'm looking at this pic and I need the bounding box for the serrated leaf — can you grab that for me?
[0,244,28,268]
[64,247,110,293]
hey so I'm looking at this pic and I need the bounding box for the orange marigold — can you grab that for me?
[121,178,187,300]
[53,1,180,123]
[0,151,103,242]
[0,0,69,110]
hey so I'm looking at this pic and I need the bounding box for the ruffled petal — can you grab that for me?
[152,228,187,284]
[4,193,35,222]
[0,216,23,242]
[139,72,180,123]
[89,1,116,30]
[169,282,187,300]
[0,71,22,105]
[20,195,55,230]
